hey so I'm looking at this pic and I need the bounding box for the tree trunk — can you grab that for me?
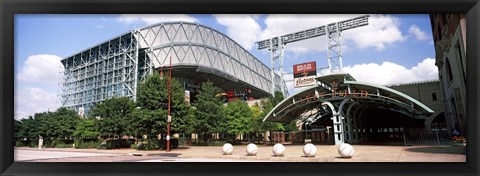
[203,132,208,143]
[233,133,236,144]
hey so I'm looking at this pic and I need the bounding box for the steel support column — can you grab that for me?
[324,99,350,145]
[323,102,341,145]
[269,37,286,97]
[343,102,357,143]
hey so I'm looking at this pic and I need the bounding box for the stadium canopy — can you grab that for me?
[263,73,434,145]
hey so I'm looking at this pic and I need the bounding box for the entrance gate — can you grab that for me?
[263,73,435,145]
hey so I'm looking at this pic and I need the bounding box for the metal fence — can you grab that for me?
[403,128,452,145]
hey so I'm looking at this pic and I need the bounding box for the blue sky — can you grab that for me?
[14,14,438,119]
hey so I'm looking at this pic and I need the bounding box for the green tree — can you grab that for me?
[15,108,80,146]
[33,112,53,139]
[74,118,98,139]
[284,120,300,132]
[91,97,135,138]
[133,72,192,148]
[131,108,166,149]
[52,107,80,139]
[257,98,283,132]
[14,119,21,142]
[250,103,264,143]
[192,81,226,142]
[225,100,253,142]
[260,91,286,132]
[15,116,39,146]
[269,91,285,107]
[169,78,194,134]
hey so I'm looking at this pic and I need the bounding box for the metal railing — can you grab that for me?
[403,128,452,145]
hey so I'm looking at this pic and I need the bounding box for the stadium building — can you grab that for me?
[60,22,287,116]
[60,20,449,145]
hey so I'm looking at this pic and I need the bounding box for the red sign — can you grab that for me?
[293,62,316,75]
[293,61,317,88]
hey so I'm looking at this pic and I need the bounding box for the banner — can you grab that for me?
[185,90,190,105]
[293,62,317,88]
[78,107,84,118]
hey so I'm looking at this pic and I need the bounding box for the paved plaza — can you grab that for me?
[15,144,466,162]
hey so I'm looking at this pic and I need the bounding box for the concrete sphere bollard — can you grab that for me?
[222,143,234,155]
[303,143,317,157]
[338,143,354,158]
[272,143,286,156]
[246,143,258,156]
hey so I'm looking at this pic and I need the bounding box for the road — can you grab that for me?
[138,158,272,162]
[14,144,466,162]
[15,150,124,162]
[14,149,273,162]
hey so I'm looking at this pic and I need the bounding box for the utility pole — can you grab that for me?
[167,56,172,152]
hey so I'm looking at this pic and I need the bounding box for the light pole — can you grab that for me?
[159,57,172,152]
[166,56,172,152]
[135,107,141,144]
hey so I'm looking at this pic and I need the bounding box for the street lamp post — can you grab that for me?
[166,56,172,152]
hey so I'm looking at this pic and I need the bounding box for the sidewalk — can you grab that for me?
[15,144,466,162]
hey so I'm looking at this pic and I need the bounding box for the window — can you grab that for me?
[432,92,437,101]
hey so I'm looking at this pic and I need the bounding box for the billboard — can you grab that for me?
[293,62,317,88]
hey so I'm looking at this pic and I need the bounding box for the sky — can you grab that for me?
[14,14,438,120]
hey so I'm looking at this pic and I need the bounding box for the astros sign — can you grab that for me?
[293,62,317,88]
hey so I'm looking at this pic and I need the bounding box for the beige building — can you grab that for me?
[429,14,467,135]
[388,80,446,130]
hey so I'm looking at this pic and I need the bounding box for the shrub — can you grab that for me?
[159,138,179,149]
[98,138,136,149]
[178,137,190,146]
[29,140,38,148]
[55,143,74,148]
[136,139,160,150]
[135,143,146,150]
[74,138,103,149]
[191,140,227,146]
[44,139,74,148]
[15,140,30,147]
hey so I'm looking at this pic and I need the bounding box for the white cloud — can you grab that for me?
[14,87,59,120]
[345,15,405,51]
[260,14,351,54]
[117,14,197,25]
[343,58,438,86]
[257,14,405,54]
[17,54,64,84]
[213,14,262,50]
[408,25,429,41]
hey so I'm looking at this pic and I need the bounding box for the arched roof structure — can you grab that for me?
[136,21,286,98]
[262,73,434,145]
[263,73,434,123]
